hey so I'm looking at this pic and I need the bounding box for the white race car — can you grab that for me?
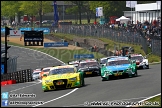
[99,56,119,66]
[68,60,80,67]
[32,70,41,81]
[130,54,149,69]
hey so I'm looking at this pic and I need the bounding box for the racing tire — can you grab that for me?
[134,71,138,77]
[43,90,48,92]
[101,77,109,81]
[146,65,149,69]
[82,78,85,86]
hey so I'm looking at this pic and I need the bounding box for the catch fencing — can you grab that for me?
[1,69,33,83]
[7,56,18,73]
[55,25,161,56]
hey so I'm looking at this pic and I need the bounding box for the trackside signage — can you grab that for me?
[44,42,68,47]
[10,30,21,36]
[74,54,94,59]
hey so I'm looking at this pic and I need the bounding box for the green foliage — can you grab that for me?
[1,1,53,17]
[89,1,128,17]
[65,6,78,14]
[1,1,21,17]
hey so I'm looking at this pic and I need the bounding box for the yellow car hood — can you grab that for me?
[44,73,79,80]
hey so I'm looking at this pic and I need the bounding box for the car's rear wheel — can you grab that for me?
[146,65,149,69]
[82,78,85,86]
[43,90,47,92]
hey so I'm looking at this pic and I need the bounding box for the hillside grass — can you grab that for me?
[1,41,105,63]
[50,32,161,63]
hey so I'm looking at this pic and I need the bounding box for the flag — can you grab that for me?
[96,8,98,17]
[126,1,137,8]
[156,1,161,5]
[53,1,59,26]
[96,7,103,17]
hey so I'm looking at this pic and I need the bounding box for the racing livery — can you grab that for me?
[42,65,85,92]
[40,67,52,79]
[77,59,101,76]
[101,56,137,81]
[130,54,149,69]
[100,56,118,66]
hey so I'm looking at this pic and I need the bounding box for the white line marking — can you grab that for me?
[25,82,39,84]
[9,82,41,92]
[32,88,79,107]
[9,44,65,64]
[126,93,161,107]
[63,96,149,107]
[1,44,65,93]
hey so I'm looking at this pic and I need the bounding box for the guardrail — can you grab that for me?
[54,25,161,57]
[7,56,18,73]
[1,69,33,83]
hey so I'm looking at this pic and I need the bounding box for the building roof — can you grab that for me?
[51,1,73,6]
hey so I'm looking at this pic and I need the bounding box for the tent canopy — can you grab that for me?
[116,16,130,21]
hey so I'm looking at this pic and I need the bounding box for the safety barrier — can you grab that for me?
[1,69,33,84]
[7,56,18,73]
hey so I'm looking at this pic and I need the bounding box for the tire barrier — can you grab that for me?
[1,69,33,84]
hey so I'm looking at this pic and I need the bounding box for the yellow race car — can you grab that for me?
[42,65,85,92]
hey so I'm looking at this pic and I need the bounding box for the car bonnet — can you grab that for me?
[106,64,131,71]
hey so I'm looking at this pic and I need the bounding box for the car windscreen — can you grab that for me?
[100,59,107,64]
[48,68,74,75]
[107,60,130,66]
[43,69,50,72]
[131,56,143,60]
[79,62,98,67]
[33,72,40,75]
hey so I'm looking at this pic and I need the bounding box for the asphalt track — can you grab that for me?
[2,45,63,70]
[1,46,161,107]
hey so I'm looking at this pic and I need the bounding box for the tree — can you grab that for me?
[19,1,53,27]
[65,1,87,24]
[89,1,128,18]
[1,1,22,24]
[66,6,79,24]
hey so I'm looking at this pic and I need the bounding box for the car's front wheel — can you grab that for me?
[146,65,149,69]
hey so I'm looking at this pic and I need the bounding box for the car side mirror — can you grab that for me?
[132,60,136,64]
[144,56,147,59]
[101,64,105,67]
[43,74,47,77]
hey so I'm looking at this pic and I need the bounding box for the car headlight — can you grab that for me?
[69,77,76,81]
[104,71,112,75]
[45,80,52,83]
[127,68,131,71]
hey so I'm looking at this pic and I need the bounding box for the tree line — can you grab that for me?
[1,1,155,25]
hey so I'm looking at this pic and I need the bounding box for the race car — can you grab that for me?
[42,65,85,92]
[77,59,101,76]
[68,60,80,67]
[99,56,119,66]
[101,56,137,81]
[130,54,149,69]
[32,70,41,81]
[40,67,53,79]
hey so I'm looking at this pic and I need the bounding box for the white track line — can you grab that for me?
[126,93,161,107]
[32,88,79,107]
[1,44,65,92]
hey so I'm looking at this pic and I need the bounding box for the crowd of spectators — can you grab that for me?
[109,19,161,48]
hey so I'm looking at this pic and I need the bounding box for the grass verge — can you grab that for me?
[138,95,161,107]
[50,33,161,63]
[1,41,105,63]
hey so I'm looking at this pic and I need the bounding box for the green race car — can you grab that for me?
[101,56,137,81]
